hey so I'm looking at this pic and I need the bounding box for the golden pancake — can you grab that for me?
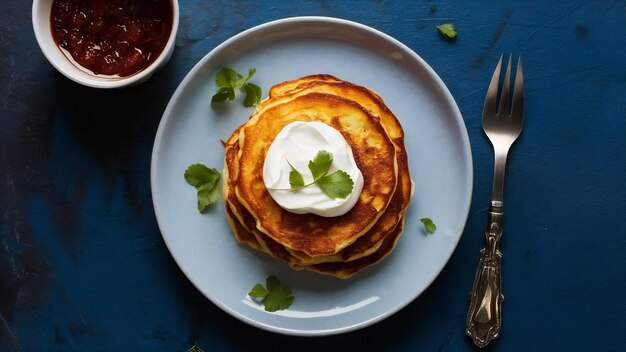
[224,122,395,266]
[224,127,383,266]
[262,77,412,263]
[221,75,412,278]
[223,122,410,269]
[235,93,398,257]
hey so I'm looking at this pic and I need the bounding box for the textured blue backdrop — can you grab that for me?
[1,1,625,351]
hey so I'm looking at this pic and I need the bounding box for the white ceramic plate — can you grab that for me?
[151,17,472,336]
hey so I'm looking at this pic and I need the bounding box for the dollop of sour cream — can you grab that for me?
[263,121,364,217]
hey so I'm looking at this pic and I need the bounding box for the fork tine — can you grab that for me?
[498,54,513,115]
[511,57,524,123]
[483,54,503,117]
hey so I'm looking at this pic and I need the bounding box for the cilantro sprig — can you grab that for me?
[184,164,221,213]
[436,23,457,40]
[420,217,437,234]
[211,67,262,107]
[286,150,354,200]
[249,275,294,312]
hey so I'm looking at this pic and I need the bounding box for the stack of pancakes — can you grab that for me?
[223,75,412,278]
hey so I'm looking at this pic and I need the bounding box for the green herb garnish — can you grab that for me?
[436,23,457,40]
[211,67,262,107]
[187,342,204,352]
[249,275,294,312]
[420,217,437,234]
[184,164,221,213]
[286,150,354,200]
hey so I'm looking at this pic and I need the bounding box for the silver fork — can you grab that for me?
[466,54,524,348]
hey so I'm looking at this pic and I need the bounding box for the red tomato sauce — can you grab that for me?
[50,0,173,77]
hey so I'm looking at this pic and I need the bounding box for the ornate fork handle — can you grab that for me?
[466,206,504,348]
[466,54,523,347]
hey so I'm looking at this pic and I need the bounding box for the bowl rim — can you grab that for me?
[32,0,179,89]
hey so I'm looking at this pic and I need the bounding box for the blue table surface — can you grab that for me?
[1,1,625,351]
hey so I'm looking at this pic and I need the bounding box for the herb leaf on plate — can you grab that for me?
[212,67,262,107]
[248,284,269,299]
[249,275,294,312]
[211,87,235,103]
[197,181,221,212]
[420,217,437,234]
[215,67,239,87]
[243,82,262,107]
[184,164,221,213]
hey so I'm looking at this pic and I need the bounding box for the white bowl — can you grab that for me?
[32,0,179,88]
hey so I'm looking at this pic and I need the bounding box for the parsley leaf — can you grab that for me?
[420,217,437,234]
[197,181,221,212]
[437,23,457,40]
[212,67,262,107]
[211,87,235,103]
[215,67,239,87]
[249,275,294,312]
[308,150,332,180]
[288,160,305,188]
[317,170,355,200]
[234,68,256,89]
[243,82,262,107]
[284,151,354,200]
[185,164,218,187]
[248,284,268,298]
[184,164,221,213]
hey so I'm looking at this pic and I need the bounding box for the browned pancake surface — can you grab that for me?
[221,75,412,278]
[236,93,398,257]
[271,78,412,263]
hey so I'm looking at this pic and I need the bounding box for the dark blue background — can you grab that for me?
[2,1,625,351]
